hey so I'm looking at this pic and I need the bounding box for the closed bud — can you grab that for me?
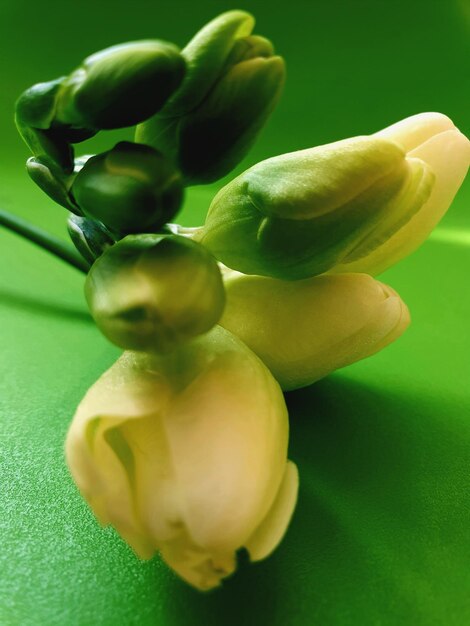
[85,234,225,352]
[199,113,469,279]
[220,271,410,390]
[71,142,184,235]
[56,40,185,130]
[136,11,285,184]
[26,157,79,212]
[67,214,115,265]
[65,325,298,589]
[16,78,97,172]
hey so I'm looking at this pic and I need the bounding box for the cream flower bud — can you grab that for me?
[220,271,410,390]
[199,113,469,279]
[65,326,298,590]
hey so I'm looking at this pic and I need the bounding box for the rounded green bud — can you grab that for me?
[85,234,225,352]
[15,78,65,130]
[71,142,184,235]
[198,134,435,279]
[56,40,186,130]
[136,11,285,184]
[67,214,115,265]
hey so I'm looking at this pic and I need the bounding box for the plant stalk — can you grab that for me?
[0,208,89,273]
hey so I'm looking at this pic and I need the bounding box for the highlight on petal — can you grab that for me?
[220,271,410,390]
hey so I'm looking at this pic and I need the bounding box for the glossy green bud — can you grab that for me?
[198,133,436,279]
[136,11,285,184]
[85,234,225,352]
[15,78,64,130]
[71,142,184,235]
[16,78,97,172]
[17,121,75,173]
[55,40,185,130]
[26,157,79,212]
[67,215,115,265]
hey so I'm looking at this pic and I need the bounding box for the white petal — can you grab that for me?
[374,112,455,152]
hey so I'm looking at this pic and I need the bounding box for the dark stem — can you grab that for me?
[0,208,89,274]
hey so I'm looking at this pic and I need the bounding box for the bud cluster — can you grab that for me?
[14,9,469,592]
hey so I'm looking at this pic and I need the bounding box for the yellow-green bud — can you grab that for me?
[199,131,436,279]
[200,113,470,279]
[71,142,184,235]
[56,40,185,130]
[85,234,225,352]
[136,11,285,184]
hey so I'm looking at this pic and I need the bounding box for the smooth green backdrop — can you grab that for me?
[1,1,469,624]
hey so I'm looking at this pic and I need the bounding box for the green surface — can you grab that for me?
[1,1,469,624]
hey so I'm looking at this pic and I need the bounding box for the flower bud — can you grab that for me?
[71,142,184,235]
[220,270,410,390]
[85,234,225,352]
[65,325,298,590]
[199,113,469,279]
[199,133,434,279]
[26,157,79,212]
[55,40,185,130]
[136,11,285,184]
[67,214,115,265]
[16,78,97,172]
[331,113,470,275]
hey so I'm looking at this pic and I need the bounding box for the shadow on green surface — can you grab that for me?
[154,375,470,626]
[0,287,91,323]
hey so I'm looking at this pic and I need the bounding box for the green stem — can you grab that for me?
[0,208,89,273]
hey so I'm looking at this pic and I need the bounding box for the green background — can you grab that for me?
[1,1,469,624]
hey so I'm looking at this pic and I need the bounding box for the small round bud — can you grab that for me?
[85,234,225,352]
[71,142,184,235]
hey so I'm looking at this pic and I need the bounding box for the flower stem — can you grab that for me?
[0,208,89,273]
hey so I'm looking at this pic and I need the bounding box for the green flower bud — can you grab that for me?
[136,11,285,184]
[198,132,436,279]
[85,234,225,352]
[55,40,185,130]
[26,157,79,212]
[15,78,64,130]
[15,77,100,172]
[71,142,184,235]
[17,121,75,173]
[67,215,115,265]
